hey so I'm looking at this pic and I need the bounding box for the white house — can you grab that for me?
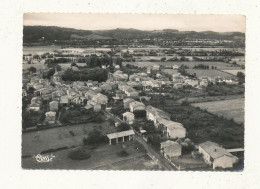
[45,111,56,124]
[199,141,238,169]
[122,112,135,124]
[129,101,146,112]
[160,140,182,159]
[146,105,171,126]
[49,101,59,111]
[157,118,186,139]
[123,98,135,109]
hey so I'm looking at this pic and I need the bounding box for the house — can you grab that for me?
[199,141,238,169]
[60,95,69,107]
[153,65,160,70]
[49,101,59,111]
[122,112,135,124]
[172,65,179,70]
[125,87,139,97]
[101,65,107,69]
[29,103,41,111]
[31,96,42,105]
[100,83,112,91]
[160,140,182,159]
[123,98,135,109]
[45,111,56,124]
[146,105,171,126]
[85,90,99,100]
[93,103,102,112]
[92,93,108,105]
[185,79,199,87]
[115,65,120,69]
[113,90,126,101]
[157,118,186,139]
[129,101,145,113]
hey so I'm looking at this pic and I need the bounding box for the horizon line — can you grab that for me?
[23,25,245,33]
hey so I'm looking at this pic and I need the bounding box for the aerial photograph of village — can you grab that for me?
[22,13,245,171]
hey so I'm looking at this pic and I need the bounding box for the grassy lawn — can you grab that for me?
[192,98,244,124]
[22,121,116,157]
[186,69,237,79]
[22,141,157,170]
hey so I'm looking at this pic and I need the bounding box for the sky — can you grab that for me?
[24,13,245,33]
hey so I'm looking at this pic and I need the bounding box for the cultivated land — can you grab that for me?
[192,98,245,124]
[222,69,245,76]
[124,61,241,70]
[22,141,157,170]
[186,69,237,79]
[23,46,61,55]
[22,122,115,157]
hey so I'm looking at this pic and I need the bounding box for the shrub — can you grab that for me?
[117,149,129,157]
[68,148,91,160]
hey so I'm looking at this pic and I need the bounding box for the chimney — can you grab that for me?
[214,149,217,152]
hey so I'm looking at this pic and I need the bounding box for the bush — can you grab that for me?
[83,129,107,146]
[117,123,130,132]
[68,148,91,160]
[117,149,129,157]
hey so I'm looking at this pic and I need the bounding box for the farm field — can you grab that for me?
[222,69,245,76]
[22,121,116,157]
[192,98,244,124]
[22,141,158,170]
[186,69,237,79]
[23,45,61,55]
[123,61,241,70]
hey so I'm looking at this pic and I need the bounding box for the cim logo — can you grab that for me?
[34,154,55,163]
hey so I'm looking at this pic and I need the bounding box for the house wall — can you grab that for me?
[163,145,182,158]
[167,128,186,139]
[213,156,234,169]
[199,147,212,165]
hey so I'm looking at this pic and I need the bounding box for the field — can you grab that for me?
[124,61,241,70]
[22,121,116,157]
[23,46,61,55]
[192,98,245,124]
[186,69,237,79]
[22,141,158,170]
[222,69,245,76]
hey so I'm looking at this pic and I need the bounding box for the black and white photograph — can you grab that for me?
[21,13,246,171]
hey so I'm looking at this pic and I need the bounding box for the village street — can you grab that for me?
[104,110,176,170]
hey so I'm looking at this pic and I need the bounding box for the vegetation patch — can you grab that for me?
[68,147,91,160]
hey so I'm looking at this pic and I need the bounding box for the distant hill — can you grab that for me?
[23,26,245,43]
[70,33,112,40]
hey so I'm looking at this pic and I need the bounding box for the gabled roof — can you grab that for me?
[161,140,181,148]
[199,141,234,159]
[157,118,185,130]
[146,105,170,119]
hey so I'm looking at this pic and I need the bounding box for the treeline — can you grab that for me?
[62,68,108,82]
[193,64,210,69]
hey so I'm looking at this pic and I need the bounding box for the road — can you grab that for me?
[134,134,176,170]
[104,110,176,170]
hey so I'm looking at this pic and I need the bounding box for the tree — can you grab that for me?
[83,129,107,146]
[117,123,130,132]
[28,66,36,73]
[161,57,166,62]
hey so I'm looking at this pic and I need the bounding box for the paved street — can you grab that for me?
[104,110,176,170]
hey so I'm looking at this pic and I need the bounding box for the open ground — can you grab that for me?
[22,141,158,170]
[192,98,244,124]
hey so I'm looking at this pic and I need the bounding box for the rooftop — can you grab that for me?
[107,130,135,139]
[199,141,234,159]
